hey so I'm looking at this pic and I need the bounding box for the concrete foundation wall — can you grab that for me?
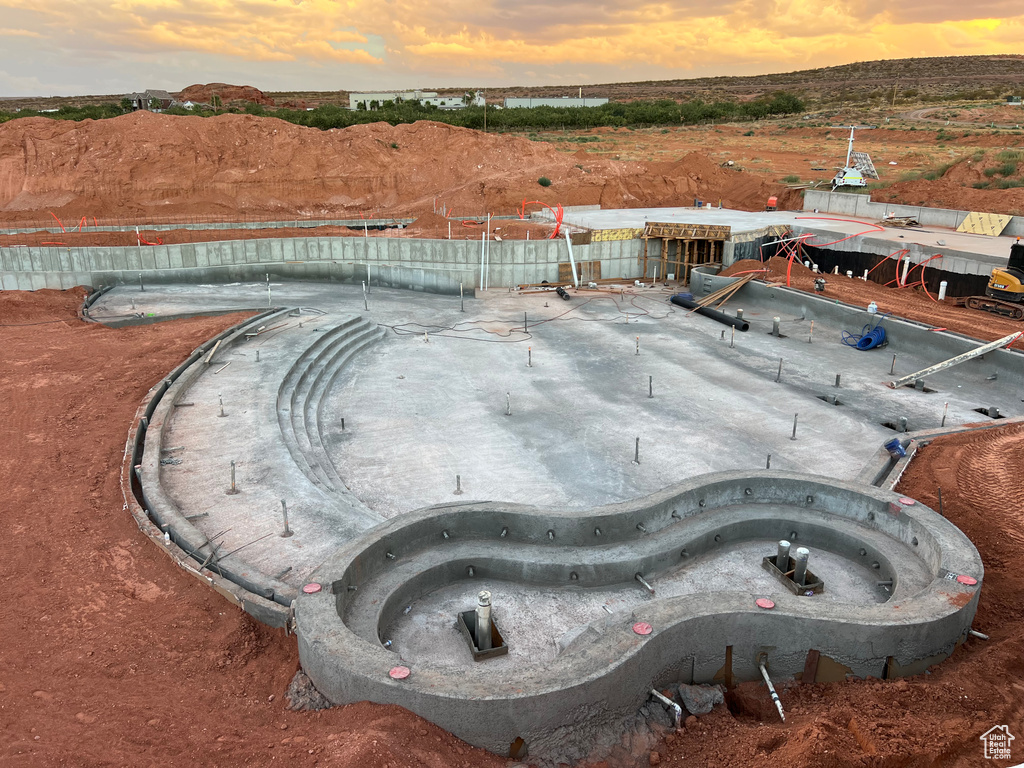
[0,236,645,293]
[804,190,1024,237]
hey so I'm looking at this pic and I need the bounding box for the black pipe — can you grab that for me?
[670,294,749,331]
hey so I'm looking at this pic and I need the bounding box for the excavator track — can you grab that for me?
[965,296,1024,320]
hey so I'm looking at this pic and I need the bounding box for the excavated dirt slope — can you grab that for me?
[0,112,781,225]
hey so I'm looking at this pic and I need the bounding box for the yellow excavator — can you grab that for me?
[965,238,1024,319]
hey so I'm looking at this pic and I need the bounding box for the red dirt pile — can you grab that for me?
[177,83,276,107]
[0,112,784,225]
[872,149,1024,215]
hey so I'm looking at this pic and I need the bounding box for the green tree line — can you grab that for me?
[0,92,805,130]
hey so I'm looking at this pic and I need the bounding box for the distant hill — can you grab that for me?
[3,55,1023,111]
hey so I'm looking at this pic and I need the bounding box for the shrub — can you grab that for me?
[390,142,399,149]
[538,176,552,187]
[973,181,991,189]
[781,174,800,183]
[743,130,755,136]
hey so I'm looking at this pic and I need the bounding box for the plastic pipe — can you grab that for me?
[649,689,682,729]
[938,281,947,301]
[670,295,749,331]
[759,660,786,722]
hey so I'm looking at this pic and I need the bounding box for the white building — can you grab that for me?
[348,90,484,110]
[503,96,608,108]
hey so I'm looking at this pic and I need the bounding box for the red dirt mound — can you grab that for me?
[0,113,785,225]
[177,83,276,107]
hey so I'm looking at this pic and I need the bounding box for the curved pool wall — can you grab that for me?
[689,265,1024,383]
[296,471,981,763]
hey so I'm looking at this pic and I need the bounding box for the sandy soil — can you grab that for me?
[3,287,1023,768]
[0,113,784,226]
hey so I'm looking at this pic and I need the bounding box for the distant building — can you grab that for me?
[348,90,484,110]
[503,97,608,109]
[125,90,177,112]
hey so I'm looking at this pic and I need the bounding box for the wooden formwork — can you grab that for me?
[641,222,731,285]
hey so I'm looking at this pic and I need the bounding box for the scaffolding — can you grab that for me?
[641,222,731,284]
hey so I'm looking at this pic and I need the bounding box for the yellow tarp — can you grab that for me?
[956,212,1012,236]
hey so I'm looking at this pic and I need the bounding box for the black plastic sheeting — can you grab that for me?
[800,245,990,298]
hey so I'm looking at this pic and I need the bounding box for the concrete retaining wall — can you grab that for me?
[804,190,1024,236]
[0,235,644,293]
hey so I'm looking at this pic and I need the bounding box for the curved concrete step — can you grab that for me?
[276,317,363,490]
[292,323,381,490]
[304,325,386,492]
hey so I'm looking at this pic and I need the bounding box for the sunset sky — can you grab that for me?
[0,0,1018,96]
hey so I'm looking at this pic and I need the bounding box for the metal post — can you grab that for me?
[460,282,464,312]
[633,437,640,464]
[341,418,345,430]
[766,454,772,469]
[480,232,485,290]
[772,316,781,337]
[941,402,948,427]
[835,374,841,388]
[362,281,368,311]
[792,547,809,585]
[476,591,492,651]
[139,272,144,292]
[808,319,814,343]
[528,347,532,367]
[730,326,735,348]
[227,461,238,495]
[937,486,943,515]
[219,395,226,418]
[455,475,463,495]
[776,358,783,383]
[791,413,798,440]
[890,354,897,375]
[634,573,655,595]
[649,375,653,398]
[256,351,260,363]
[636,336,640,356]
[267,273,271,307]
[524,311,527,333]
[505,392,511,416]
[281,499,293,537]
[736,309,743,319]
[776,540,790,570]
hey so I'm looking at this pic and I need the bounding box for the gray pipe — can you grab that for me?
[776,540,791,571]
[476,591,492,651]
[793,547,810,586]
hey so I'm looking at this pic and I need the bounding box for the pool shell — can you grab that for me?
[296,470,982,763]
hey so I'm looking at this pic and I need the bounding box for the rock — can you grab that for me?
[678,683,725,716]
[649,750,661,765]
[285,669,333,711]
[684,715,698,728]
